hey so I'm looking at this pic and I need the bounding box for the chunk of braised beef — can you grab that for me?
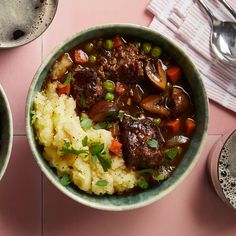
[97,43,147,83]
[71,66,103,110]
[120,117,164,169]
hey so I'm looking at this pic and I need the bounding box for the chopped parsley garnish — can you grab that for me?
[164,148,178,159]
[153,173,165,182]
[138,177,149,189]
[90,142,111,172]
[60,140,88,156]
[138,168,156,175]
[138,168,165,184]
[128,114,138,121]
[82,136,88,146]
[60,174,71,186]
[107,109,116,117]
[106,122,113,129]
[91,155,97,165]
[94,122,107,130]
[80,116,92,130]
[146,139,158,148]
[118,111,125,122]
[79,95,86,109]
[96,180,108,187]
[90,142,104,155]
[31,110,37,125]
[94,122,112,130]
[63,72,73,86]
[97,152,111,172]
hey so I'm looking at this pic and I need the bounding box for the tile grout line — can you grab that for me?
[41,34,44,236]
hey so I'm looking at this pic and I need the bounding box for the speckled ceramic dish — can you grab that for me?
[26,24,209,211]
[208,129,236,210]
[0,85,13,181]
[0,0,58,48]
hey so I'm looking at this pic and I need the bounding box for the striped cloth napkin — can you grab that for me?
[147,0,236,112]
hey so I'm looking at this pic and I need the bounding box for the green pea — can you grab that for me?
[105,92,114,101]
[103,80,115,92]
[151,46,162,58]
[89,55,97,63]
[104,39,113,50]
[142,42,152,54]
[85,42,94,52]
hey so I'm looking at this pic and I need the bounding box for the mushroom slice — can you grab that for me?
[172,86,190,115]
[133,84,144,103]
[140,95,170,117]
[145,60,167,91]
[88,101,117,122]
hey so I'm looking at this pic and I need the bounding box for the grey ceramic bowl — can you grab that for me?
[0,85,13,181]
[26,24,208,211]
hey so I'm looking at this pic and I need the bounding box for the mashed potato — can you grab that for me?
[33,83,138,195]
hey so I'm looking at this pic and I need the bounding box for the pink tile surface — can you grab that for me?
[208,101,236,135]
[0,0,235,235]
[0,137,41,236]
[42,0,152,56]
[0,39,41,135]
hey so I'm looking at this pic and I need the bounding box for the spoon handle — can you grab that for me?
[196,0,218,23]
[218,0,236,20]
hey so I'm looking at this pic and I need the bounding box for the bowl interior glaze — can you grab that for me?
[26,24,208,211]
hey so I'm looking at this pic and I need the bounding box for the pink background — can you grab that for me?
[0,0,236,235]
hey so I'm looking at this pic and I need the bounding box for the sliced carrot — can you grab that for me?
[74,49,88,64]
[185,118,196,135]
[57,83,70,95]
[127,97,132,106]
[166,66,182,84]
[109,139,122,156]
[113,35,124,48]
[166,119,181,133]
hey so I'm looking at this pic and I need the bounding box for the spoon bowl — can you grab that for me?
[212,20,236,65]
[197,0,236,66]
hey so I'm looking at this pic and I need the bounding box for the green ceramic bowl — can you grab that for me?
[26,24,208,211]
[0,85,13,181]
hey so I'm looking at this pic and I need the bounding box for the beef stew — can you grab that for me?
[45,35,196,191]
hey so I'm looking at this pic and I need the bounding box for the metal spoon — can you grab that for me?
[218,0,236,20]
[197,0,236,66]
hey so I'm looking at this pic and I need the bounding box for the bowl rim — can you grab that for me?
[26,23,209,211]
[0,84,13,181]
